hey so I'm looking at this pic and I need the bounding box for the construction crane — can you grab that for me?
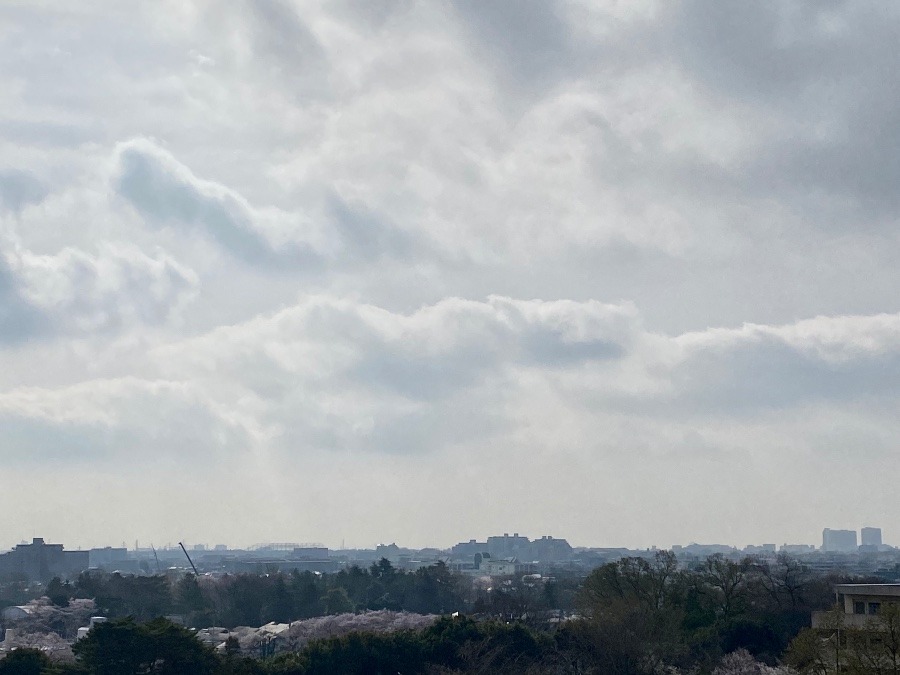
[178,542,199,575]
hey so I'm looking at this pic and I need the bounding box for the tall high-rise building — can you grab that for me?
[822,528,857,552]
[861,527,883,547]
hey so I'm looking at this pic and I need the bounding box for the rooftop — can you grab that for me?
[835,584,900,597]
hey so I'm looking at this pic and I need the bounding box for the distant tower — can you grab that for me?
[822,528,857,552]
[861,527,882,547]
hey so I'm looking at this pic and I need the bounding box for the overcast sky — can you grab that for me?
[1,0,899,552]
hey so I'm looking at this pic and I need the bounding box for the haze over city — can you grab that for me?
[2,1,899,552]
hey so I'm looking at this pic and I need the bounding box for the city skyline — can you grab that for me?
[0,525,892,555]
[2,2,900,549]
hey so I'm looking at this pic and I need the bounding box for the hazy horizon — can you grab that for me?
[0,531,858,555]
[2,1,899,552]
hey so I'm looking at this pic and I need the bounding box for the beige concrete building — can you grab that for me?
[812,583,900,628]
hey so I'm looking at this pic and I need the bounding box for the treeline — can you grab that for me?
[0,615,579,674]
[58,560,469,628]
[0,614,783,675]
[0,610,819,675]
[29,560,576,630]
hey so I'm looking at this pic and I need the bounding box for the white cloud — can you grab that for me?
[678,312,900,363]
[1,296,898,546]
[4,239,197,334]
[3,295,898,461]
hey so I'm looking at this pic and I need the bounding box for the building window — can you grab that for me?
[869,602,881,615]
[854,601,866,615]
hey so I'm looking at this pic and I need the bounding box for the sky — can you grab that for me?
[1,0,899,552]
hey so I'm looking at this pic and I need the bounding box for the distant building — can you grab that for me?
[743,544,777,555]
[822,528,857,552]
[487,533,530,559]
[861,527,883,547]
[292,547,329,560]
[529,536,573,562]
[225,558,339,574]
[375,543,401,561]
[780,544,816,554]
[672,543,737,557]
[0,538,89,582]
[451,540,489,559]
[89,547,129,570]
[451,533,573,565]
[417,548,444,560]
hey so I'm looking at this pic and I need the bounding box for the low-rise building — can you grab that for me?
[812,583,900,628]
[480,558,518,577]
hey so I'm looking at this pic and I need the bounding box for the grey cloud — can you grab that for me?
[670,1,900,108]
[672,339,900,412]
[0,379,255,467]
[452,0,577,96]
[664,314,900,412]
[0,118,96,149]
[360,395,507,455]
[56,294,639,457]
[0,169,47,213]
[344,297,637,399]
[222,0,330,103]
[156,295,639,406]
[446,0,900,229]
[114,141,291,264]
[351,345,497,400]
[0,415,109,464]
[669,0,900,221]
[751,100,900,221]
[271,386,506,456]
[327,194,417,262]
[0,258,46,344]
[329,0,415,31]
[246,0,325,71]
[113,140,422,268]
[521,331,623,365]
[672,1,848,102]
[33,298,900,464]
